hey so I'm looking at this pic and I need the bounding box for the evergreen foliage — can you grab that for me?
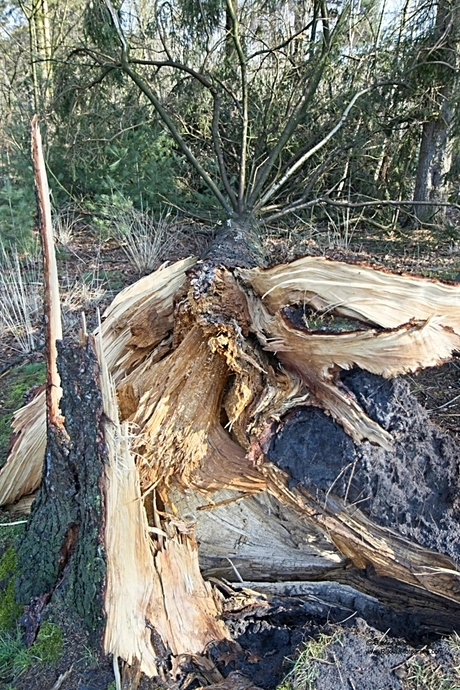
[0,0,458,245]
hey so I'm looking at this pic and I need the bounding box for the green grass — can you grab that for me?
[277,631,341,690]
[0,623,63,683]
[0,361,46,467]
[404,633,460,690]
[406,659,460,690]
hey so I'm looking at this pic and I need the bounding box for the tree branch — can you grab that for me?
[255,88,370,211]
[122,62,232,215]
[247,54,328,208]
[212,93,238,209]
[248,6,350,208]
[225,0,248,215]
[129,58,215,90]
[263,196,460,222]
[247,20,315,60]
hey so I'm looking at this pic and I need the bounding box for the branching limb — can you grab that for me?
[212,93,238,210]
[320,197,460,211]
[102,0,232,216]
[129,58,215,90]
[264,195,460,223]
[248,7,349,208]
[248,20,315,60]
[247,53,329,208]
[123,63,232,215]
[255,88,370,211]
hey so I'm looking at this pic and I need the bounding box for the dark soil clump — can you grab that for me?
[210,595,460,690]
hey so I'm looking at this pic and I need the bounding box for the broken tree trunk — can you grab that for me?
[3,215,460,684]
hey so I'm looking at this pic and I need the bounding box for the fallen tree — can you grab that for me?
[2,63,460,682]
[2,213,460,685]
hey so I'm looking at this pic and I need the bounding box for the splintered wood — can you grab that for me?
[240,256,460,333]
[3,254,460,675]
[97,314,229,676]
[241,258,460,447]
[0,390,46,506]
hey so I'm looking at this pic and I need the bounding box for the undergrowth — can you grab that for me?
[0,246,43,354]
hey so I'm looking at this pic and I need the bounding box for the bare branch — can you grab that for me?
[225,0,248,215]
[31,115,63,428]
[255,88,370,211]
[264,196,460,223]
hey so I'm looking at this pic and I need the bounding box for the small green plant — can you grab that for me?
[277,631,341,690]
[85,192,133,241]
[0,177,35,250]
[0,628,32,680]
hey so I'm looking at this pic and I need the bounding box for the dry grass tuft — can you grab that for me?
[0,247,43,353]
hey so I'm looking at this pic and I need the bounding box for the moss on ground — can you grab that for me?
[31,622,64,664]
[0,529,63,685]
[0,361,46,467]
[0,547,22,632]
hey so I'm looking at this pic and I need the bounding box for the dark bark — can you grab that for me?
[413,109,452,223]
[412,0,457,223]
[203,217,267,268]
[16,337,107,638]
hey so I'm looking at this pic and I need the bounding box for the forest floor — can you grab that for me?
[0,218,460,689]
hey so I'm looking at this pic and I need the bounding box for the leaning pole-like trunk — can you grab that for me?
[4,184,460,682]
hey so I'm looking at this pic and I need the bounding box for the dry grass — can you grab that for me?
[0,247,43,353]
[112,208,179,274]
[52,208,82,247]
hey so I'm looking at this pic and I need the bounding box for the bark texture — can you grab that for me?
[16,338,107,634]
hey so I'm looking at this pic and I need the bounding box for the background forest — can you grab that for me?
[0,0,459,250]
